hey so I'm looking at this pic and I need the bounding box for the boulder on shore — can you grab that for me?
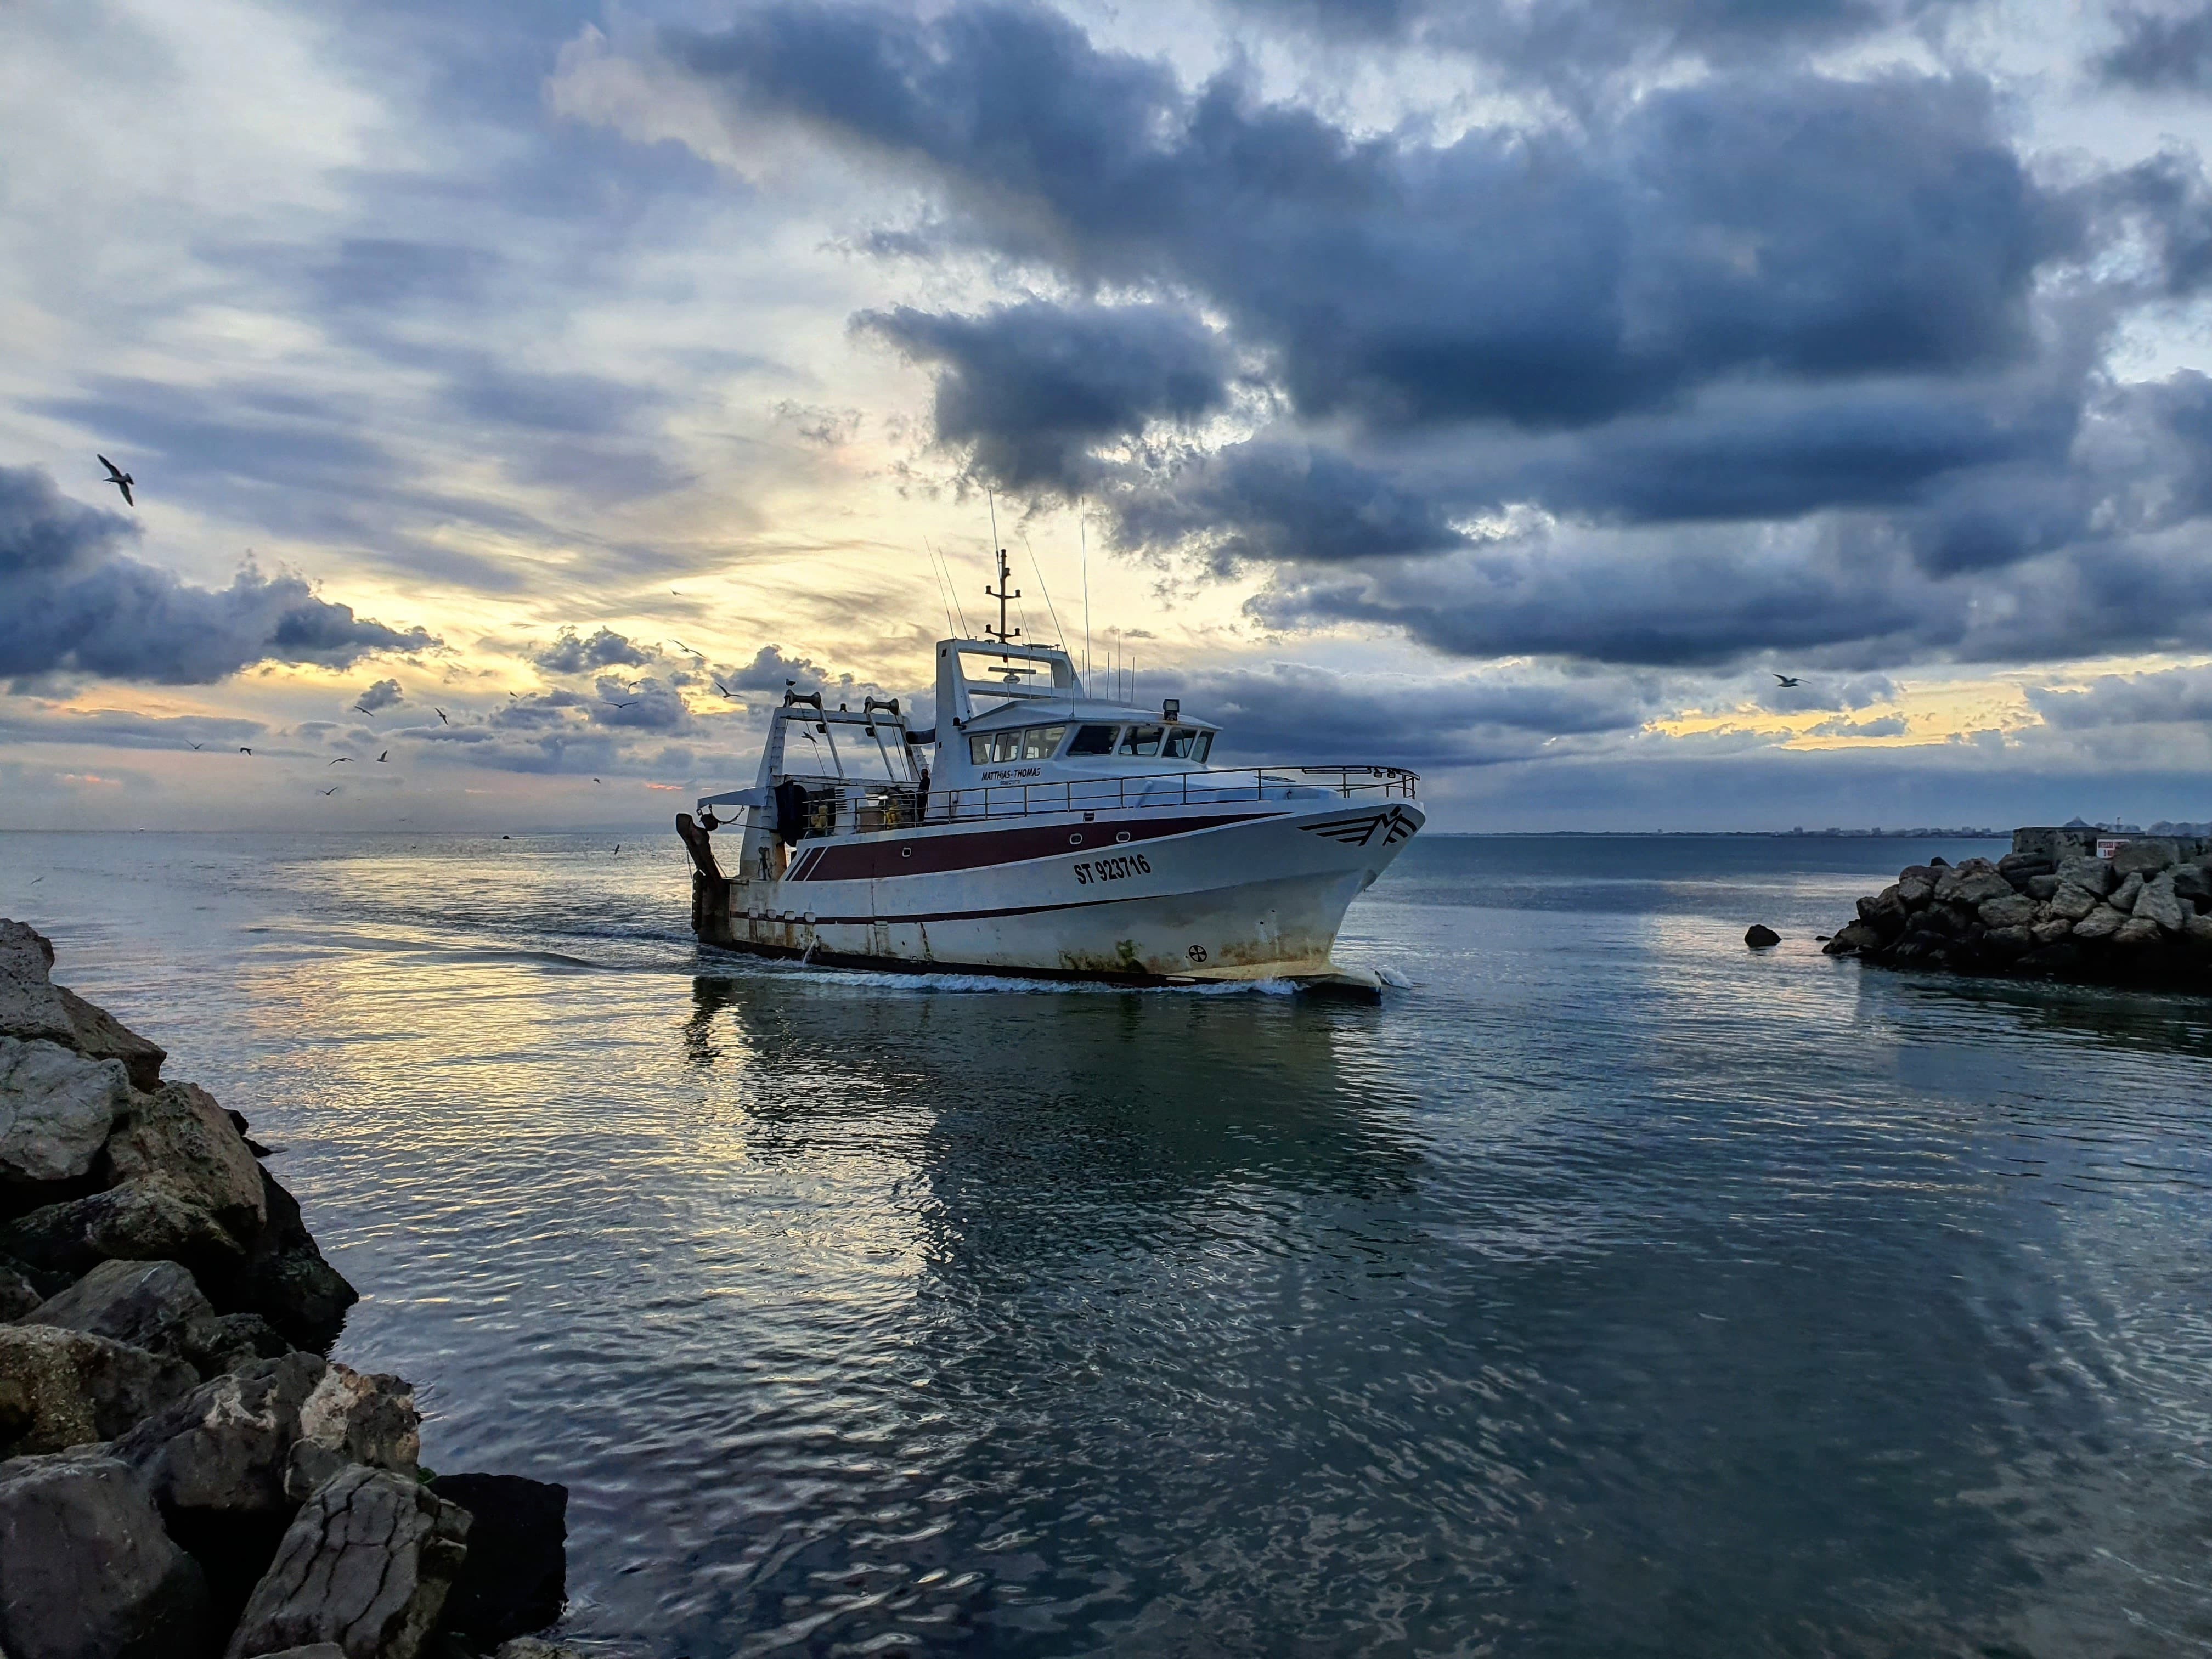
[103,1082,268,1244]
[20,1256,217,1361]
[1830,831,2212,989]
[0,1323,199,1458]
[428,1473,568,1645]
[0,1037,132,1187]
[226,1463,471,1659]
[0,1448,215,1659]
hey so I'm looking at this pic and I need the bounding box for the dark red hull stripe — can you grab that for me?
[786,811,1271,882]
[740,890,1166,928]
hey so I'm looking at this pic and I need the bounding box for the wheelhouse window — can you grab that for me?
[1066,724,1118,756]
[1119,725,1164,757]
[969,725,1066,764]
[1162,727,1212,761]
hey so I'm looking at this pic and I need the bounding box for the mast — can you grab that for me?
[985,544,1021,648]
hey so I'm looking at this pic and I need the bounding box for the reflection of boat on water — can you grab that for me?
[675,586,1423,995]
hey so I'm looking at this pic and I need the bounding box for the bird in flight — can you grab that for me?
[238,747,253,755]
[376,751,389,763]
[593,777,603,784]
[328,757,352,765]
[713,681,733,698]
[188,742,203,751]
[352,704,374,715]
[1773,674,1802,687]
[97,455,134,506]
[320,787,340,795]
[611,699,638,709]
[434,708,449,724]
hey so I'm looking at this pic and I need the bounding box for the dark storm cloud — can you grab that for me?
[354,678,404,712]
[2102,4,2212,92]
[2027,664,2212,728]
[0,464,436,685]
[722,644,853,696]
[0,707,266,752]
[670,8,2065,431]
[1164,659,1662,767]
[622,1,2212,679]
[534,625,656,674]
[856,300,1231,493]
[1116,442,1470,564]
[589,675,692,730]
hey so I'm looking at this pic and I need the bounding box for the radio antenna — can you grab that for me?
[1079,503,1091,692]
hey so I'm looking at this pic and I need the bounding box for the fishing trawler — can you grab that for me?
[674,556,1423,994]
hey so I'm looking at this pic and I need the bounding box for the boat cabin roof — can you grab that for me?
[960,698,1216,733]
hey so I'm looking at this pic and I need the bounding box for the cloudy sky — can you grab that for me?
[7,0,2212,832]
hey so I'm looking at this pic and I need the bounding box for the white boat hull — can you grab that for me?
[682,796,1422,991]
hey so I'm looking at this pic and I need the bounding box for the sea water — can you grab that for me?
[2,830,2209,1657]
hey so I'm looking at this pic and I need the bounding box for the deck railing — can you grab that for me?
[788,764,1417,836]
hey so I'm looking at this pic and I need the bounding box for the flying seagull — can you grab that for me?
[328,757,351,765]
[188,742,203,751]
[611,700,638,709]
[434,708,449,724]
[592,777,603,784]
[1773,674,1802,687]
[238,747,253,755]
[320,787,340,795]
[376,751,389,763]
[713,681,733,698]
[352,704,374,715]
[97,456,134,506]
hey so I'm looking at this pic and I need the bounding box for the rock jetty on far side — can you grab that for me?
[0,917,581,1659]
[1822,828,2212,989]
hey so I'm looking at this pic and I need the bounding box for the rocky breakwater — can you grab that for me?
[0,919,576,1659]
[1822,827,2212,987]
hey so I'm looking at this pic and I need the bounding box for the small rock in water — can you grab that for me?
[1744,925,1781,949]
[429,1472,569,1644]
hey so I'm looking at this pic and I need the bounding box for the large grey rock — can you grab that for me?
[2174,864,2212,907]
[1855,890,1905,937]
[2112,916,2165,948]
[210,1170,357,1353]
[0,1324,198,1457]
[1983,926,2033,955]
[2184,912,2212,951]
[2025,874,2060,900]
[1894,874,1934,907]
[3,1181,249,1280]
[2055,855,2115,895]
[22,1259,216,1357]
[0,973,77,1047]
[1978,894,2038,930]
[226,1464,469,1659]
[0,1449,214,1659]
[1934,863,2013,906]
[103,1082,266,1244]
[2110,870,2146,912]
[2030,915,2076,946]
[179,1313,294,1380]
[2134,872,2187,933]
[53,988,167,1093]
[117,1355,417,1523]
[2072,904,2132,942]
[2047,882,2102,922]
[0,1038,131,1185]
[1821,922,1882,956]
[2112,837,2179,876]
[0,919,56,983]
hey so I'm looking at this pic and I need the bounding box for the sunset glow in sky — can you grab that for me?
[7,0,2212,831]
